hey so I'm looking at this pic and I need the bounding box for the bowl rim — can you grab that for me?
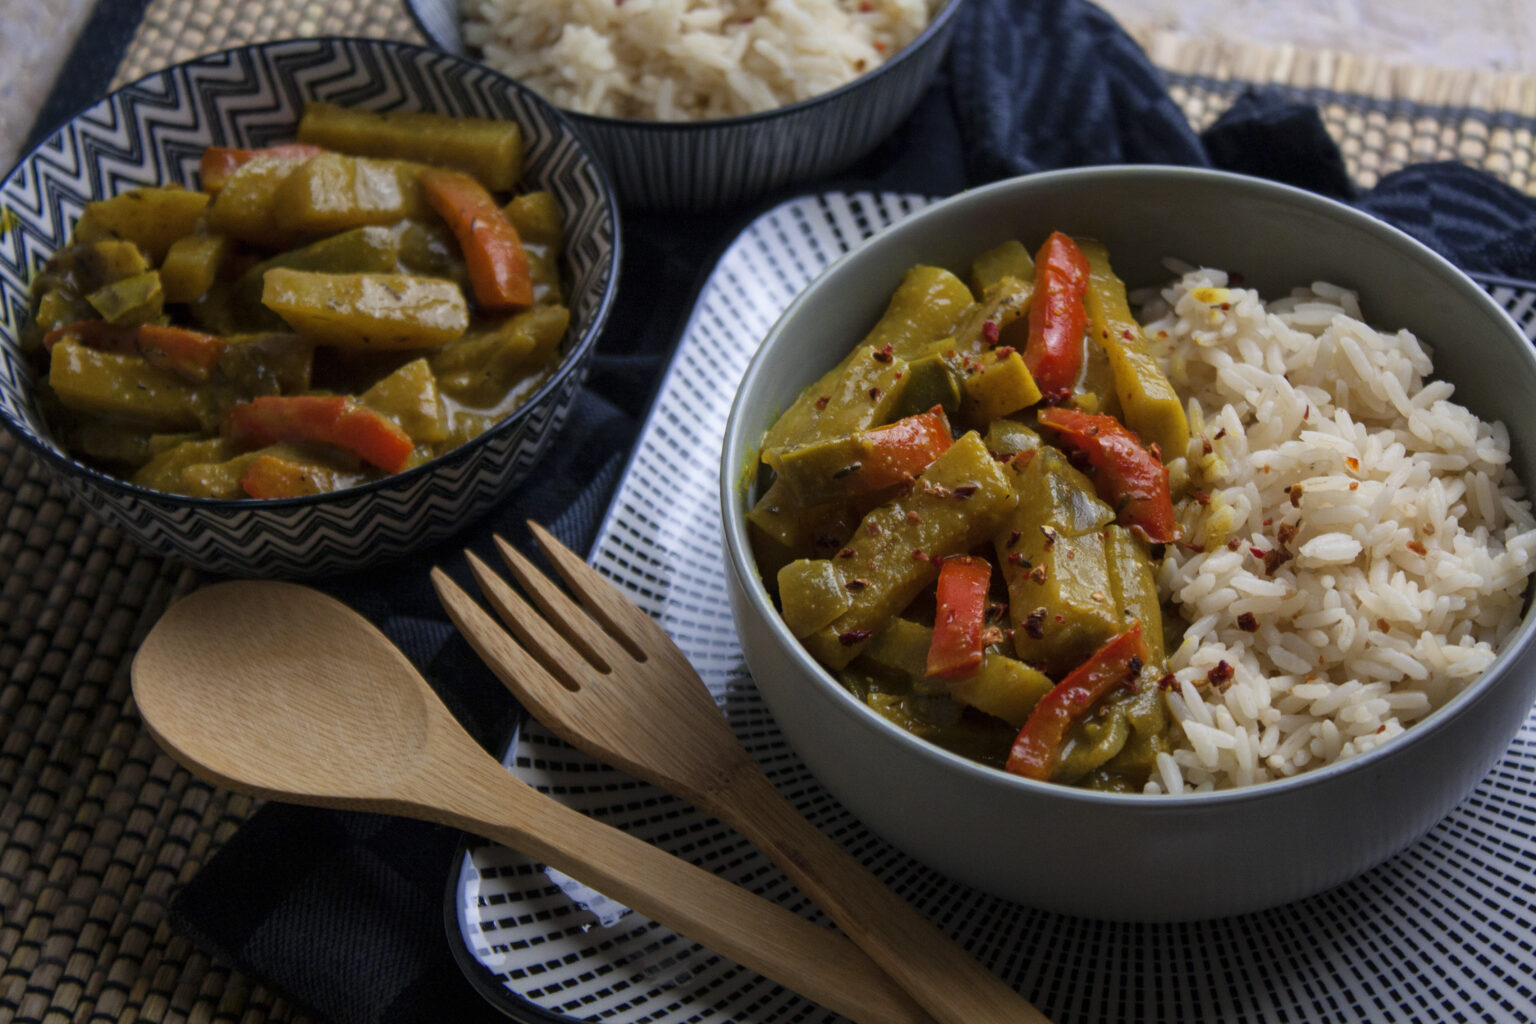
[719,163,1536,808]
[0,35,623,512]
[406,0,968,133]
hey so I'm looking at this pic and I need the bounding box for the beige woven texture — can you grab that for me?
[3,1,1535,1022]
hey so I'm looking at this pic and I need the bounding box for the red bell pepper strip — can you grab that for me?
[420,167,534,312]
[1005,621,1149,781]
[1023,232,1091,402]
[224,395,414,474]
[199,144,324,193]
[926,554,992,679]
[1037,406,1180,543]
[43,320,226,382]
[860,405,954,489]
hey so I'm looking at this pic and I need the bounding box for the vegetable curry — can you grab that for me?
[751,233,1190,791]
[23,103,569,500]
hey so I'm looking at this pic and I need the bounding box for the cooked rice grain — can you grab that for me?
[461,0,936,121]
[1145,267,1536,791]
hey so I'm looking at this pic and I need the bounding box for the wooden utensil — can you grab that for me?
[130,580,936,1024]
[434,524,1050,1024]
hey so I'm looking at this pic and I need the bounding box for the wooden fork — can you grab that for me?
[432,523,1050,1024]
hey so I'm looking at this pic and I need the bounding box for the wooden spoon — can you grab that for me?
[130,580,936,1024]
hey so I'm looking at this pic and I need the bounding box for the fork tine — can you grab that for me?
[460,550,618,692]
[525,521,664,657]
[431,567,588,710]
[487,536,641,671]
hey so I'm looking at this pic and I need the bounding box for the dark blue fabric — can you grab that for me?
[163,1,1536,1021]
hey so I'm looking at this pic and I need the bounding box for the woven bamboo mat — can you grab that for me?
[2,1,1535,1023]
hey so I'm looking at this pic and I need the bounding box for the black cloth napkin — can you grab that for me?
[158,0,1536,1021]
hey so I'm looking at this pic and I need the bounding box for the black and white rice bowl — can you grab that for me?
[406,0,966,211]
[720,167,1536,920]
[0,38,619,578]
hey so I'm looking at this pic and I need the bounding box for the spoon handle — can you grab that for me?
[427,755,936,1024]
[708,767,1052,1024]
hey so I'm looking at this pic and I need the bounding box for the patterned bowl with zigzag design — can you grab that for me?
[0,38,619,577]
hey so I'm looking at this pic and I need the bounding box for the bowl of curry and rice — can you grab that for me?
[720,166,1536,920]
[408,0,967,210]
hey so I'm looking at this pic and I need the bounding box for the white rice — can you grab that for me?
[1140,266,1536,792]
[460,0,936,120]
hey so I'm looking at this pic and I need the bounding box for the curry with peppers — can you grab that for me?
[751,233,1189,791]
[23,104,568,499]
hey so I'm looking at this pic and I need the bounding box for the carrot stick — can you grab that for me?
[224,395,414,474]
[420,167,534,311]
[43,320,226,381]
[199,144,324,193]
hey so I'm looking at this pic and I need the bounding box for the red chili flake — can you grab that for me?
[1349,481,1359,491]
[995,345,1016,359]
[1345,457,1360,472]
[1289,484,1303,508]
[1029,565,1048,584]
[1214,427,1227,440]
[953,484,979,499]
[1121,328,1135,340]
[1193,490,1212,506]
[814,395,829,410]
[1249,546,1267,559]
[836,547,856,559]
[872,342,894,363]
[1207,660,1235,686]
[1303,405,1311,421]
[1263,518,1272,527]
[1219,302,1232,311]
[894,370,904,380]
[906,509,922,523]
[1237,612,1259,632]
[1006,552,1030,567]
[1149,442,1164,463]
[1040,525,1058,550]
[874,39,887,52]
[981,320,1001,344]
[838,629,873,646]
[1157,672,1178,691]
[845,578,870,592]
[1007,528,1021,547]
[912,548,927,561]
[1023,607,1047,638]
[867,386,883,401]
[1407,540,1427,556]
[1226,537,1242,551]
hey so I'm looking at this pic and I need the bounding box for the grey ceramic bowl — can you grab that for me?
[719,166,1536,920]
[0,38,619,578]
[407,0,965,211]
